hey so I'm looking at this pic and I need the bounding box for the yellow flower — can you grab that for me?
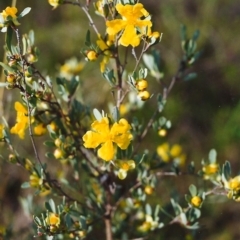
[157,143,186,166]
[34,123,47,135]
[228,176,240,191]
[10,101,28,139]
[138,215,158,232]
[83,117,133,161]
[24,158,33,171]
[106,3,152,47]
[29,172,43,188]
[48,0,61,9]
[0,7,20,27]
[96,35,114,72]
[202,163,219,175]
[157,143,170,162]
[170,144,182,158]
[116,160,135,179]
[0,124,4,139]
[60,57,84,80]
[190,196,202,208]
[45,213,61,227]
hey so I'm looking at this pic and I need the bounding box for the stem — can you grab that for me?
[0,0,18,116]
[115,50,123,109]
[13,27,45,169]
[63,0,100,36]
[133,60,187,155]
[132,42,147,74]
[104,204,113,240]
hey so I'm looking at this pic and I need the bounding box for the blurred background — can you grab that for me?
[0,0,240,239]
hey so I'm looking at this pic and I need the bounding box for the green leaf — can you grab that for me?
[85,30,91,47]
[79,216,87,230]
[48,199,56,213]
[192,29,200,41]
[166,120,171,128]
[28,30,35,45]
[18,7,31,18]
[171,199,182,216]
[186,207,201,223]
[6,27,13,53]
[102,69,116,86]
[22,35,27,55]
[145,203,152,215]
[33,216,42,226]
[223,161,231,180]
[21,182,30,189]
[189,184,197,197]
[180,24,187,41]
[65,213,73,228]
[188,161,195,174]
[154,205,160,218]
[0,82,9,87]
[142,52,162,80]
[93,108,102,121]
[45,152,54,158]
[0,62,15,73]
[112,106,119,122]
[184,72,197,81]
[44,141,55,147]
[45,199,56,213]
[157,94,166,112]
[208,149,217,163]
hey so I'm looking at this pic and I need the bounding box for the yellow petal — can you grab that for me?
[118,169,127,180]
[83,131,104,148]
[106,19,126,36]
[15,101,27,113]
[98,140,115,161]
[111,119,132,149]
[120,25,140,47]
[91,117,110,136]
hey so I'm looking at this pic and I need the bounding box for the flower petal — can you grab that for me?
[106,19,126,36]
[111,119,133,149]
[83,131,104,148]
[120,25,140,47]
[118,169,127,180]
[91,117,110,135]
[98,140,115,161]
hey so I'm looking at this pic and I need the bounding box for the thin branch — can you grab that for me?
[63,0,100,36]
[13,27,45,170]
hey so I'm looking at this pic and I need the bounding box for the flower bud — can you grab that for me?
[54,148,64,159]
[144,185,154,195]
[87,50,98,61]
[138,90,150,101]
[8,154,17,163]
[54,138,62,147]
[136,79,148,91]
[191,196,202,208]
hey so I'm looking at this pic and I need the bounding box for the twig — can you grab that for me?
[63,0,100,36]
